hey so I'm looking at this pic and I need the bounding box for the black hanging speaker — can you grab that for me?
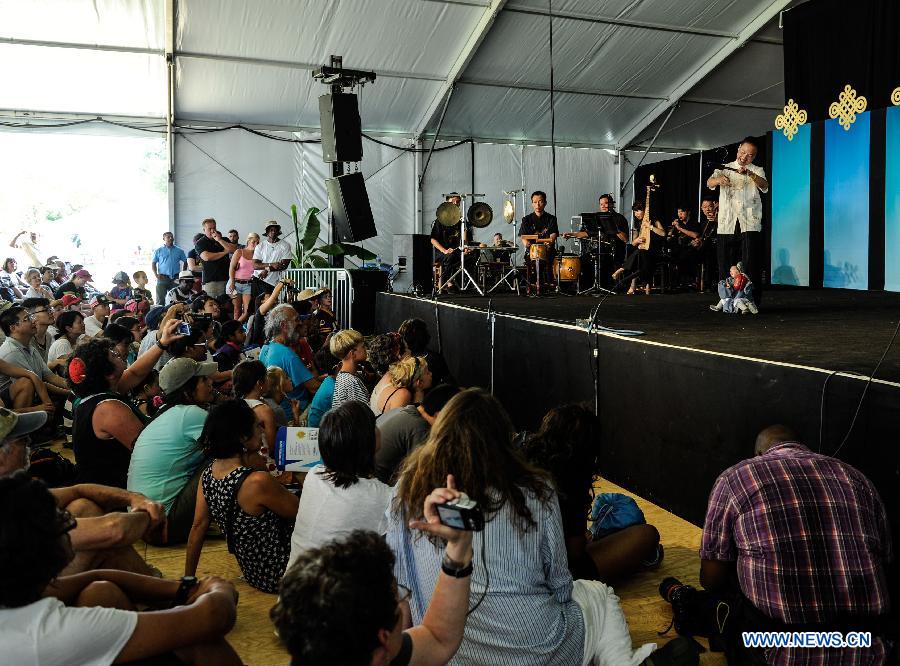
[326,172,377,243]
[319,93,363,163]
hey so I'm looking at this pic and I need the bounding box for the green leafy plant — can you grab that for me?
[290,203,377,268]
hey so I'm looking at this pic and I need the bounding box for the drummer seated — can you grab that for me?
[492,233,512,248]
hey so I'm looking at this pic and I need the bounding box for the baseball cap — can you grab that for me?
[73,269,93,281]
[112,271,130,283]
[144,304,166,330]
[89,294,111,309]
[0,407,48,443]
[0,300,12,315]
[159,357,217,394]
[61,294,82,308]
[178,270,194,280]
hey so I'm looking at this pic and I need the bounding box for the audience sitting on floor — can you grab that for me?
[374,383,460,485]
[387,388,657,665]
[274,507,473,665]
[0,472,242,665]
[83,294,111,337]
[329,328,370,410]
[53,268,91,300]
[523,403,662,582]
[127,357,216,544]
[259,303,319,421]
[23,268,54,300]
[370,354,433,416]
[186,400,298,594]
[697,424,892,664]
[21,297,54,363]
[0,305,70,410]
[0,407,165,576]
[47,310,85,375]
[287,401,392,567]
[398,317,452,386]
[306,346,339,428]
[232,359,284,477]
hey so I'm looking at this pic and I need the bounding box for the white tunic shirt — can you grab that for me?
[252,238,293,285]
[710,160,768,234]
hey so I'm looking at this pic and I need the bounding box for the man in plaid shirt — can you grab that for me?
[700,425,892,664]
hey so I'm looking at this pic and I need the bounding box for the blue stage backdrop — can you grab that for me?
[886,107,900,292]
[823,113,870,289]
[770,124,811,286]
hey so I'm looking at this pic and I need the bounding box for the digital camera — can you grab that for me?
[436,494,485,532]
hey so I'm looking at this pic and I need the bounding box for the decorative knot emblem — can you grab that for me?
[891,87,900,106]
[828,85,867,130]
[774,99,808,141]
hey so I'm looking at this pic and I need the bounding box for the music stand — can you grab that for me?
[576,213,616,296]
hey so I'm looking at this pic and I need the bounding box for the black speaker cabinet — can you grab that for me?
[319,93,363,163]
[349,268,389,334]
[392,234,433,294]
[326,172,377,243]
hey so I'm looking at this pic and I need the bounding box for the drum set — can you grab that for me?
[433,190,586,297]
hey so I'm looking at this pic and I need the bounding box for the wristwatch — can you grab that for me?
[441,552,473,578]
[156,340,169,351]
[173,575,199,606]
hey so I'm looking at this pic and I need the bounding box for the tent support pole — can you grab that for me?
[619,103,677,199]
[165,0,176,232]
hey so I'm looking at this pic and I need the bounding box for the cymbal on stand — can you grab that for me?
[467,202,493,228]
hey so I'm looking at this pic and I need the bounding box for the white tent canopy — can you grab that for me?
[0,0,794,261]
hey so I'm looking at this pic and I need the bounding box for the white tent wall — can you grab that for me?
[174,129,418,265]
[420,140,615,244]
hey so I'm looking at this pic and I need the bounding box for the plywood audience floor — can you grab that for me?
[136,480,725,665]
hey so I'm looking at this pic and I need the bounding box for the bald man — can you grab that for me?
[698,425,891,663]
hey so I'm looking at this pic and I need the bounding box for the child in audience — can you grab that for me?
[263,367,298,426]
[307,347,339,428]
[329,329,369,410]
[108,272,133,311]
[213,320,246,372]
[132,270,153,305]
[234,360,285,479]
[130,369,162,417]
[185,400,298,593]
[287,401,392,567]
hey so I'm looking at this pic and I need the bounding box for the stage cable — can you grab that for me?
[824,315,900,458]
[548,0,558,210]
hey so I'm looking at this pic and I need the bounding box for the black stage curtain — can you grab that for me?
[634,153,701,228]
[783,0,900,122]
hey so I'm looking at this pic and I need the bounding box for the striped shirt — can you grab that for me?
[386,486,585,665]
[701,442,891,664]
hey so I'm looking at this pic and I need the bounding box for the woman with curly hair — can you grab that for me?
[387,389,656,666]
[69,319,183,488]
[522,404,661,582]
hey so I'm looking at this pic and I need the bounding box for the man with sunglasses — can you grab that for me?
[0,306,70,411]
[21,298,53,362]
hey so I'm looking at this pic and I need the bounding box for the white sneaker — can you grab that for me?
[709,300,724,312]
[736,300,748,314]
[748,301,759,314]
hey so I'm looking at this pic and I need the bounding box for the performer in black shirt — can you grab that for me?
[564,194,629,288]
[519,191,558,288]
[667,206,702,288]
[430,193,474,289]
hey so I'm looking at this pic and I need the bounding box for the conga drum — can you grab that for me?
[554,254,581,282]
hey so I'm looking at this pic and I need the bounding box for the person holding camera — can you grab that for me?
[272,478,474,666]
[387,389,656,665]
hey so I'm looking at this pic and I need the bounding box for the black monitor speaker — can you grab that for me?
[392,234,433,293]
[319,93,363,163]
[326,172,377,243]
